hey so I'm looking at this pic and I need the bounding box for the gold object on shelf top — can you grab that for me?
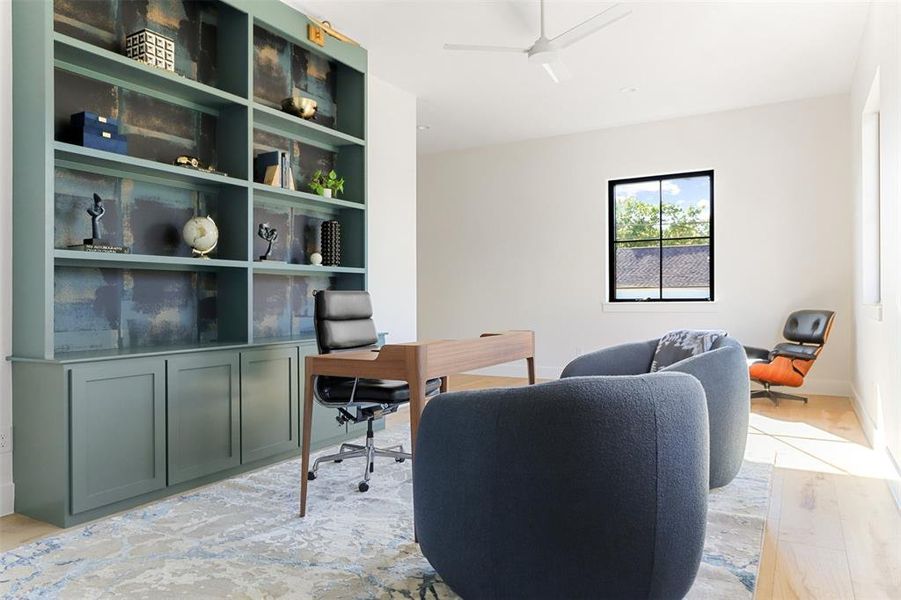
[308,17,361,47]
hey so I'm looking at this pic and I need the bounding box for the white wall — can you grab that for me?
[850,2,900,472]
[367,75,418,343]
[0,0,12,516]
[418,95,853,392]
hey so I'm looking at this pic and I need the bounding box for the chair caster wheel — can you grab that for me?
[334,459,343,463]
[395,458,405,463]
[307,471,316,481]
[358,481,369,493]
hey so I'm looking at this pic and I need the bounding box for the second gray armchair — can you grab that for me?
[562,335,750,489]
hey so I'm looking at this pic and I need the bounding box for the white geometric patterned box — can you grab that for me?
[125,29,175,72]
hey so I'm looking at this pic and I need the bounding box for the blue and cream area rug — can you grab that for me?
[1,426,771,599]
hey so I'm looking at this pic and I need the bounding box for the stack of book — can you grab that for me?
[254,151,296,190]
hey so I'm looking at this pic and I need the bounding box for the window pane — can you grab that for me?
[662,241,710,299]
[614,181,660,241]
[662,175,710,239]
[614,242,661,300]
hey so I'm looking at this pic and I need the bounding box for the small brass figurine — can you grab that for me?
[174,155,227,176]
[258,223,279,261]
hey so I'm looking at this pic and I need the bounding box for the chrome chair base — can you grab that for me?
[307,419,411,492]
[751,385,808,405]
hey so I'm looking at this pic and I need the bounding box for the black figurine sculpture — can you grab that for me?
[258,223,279,261]
[85,193,107,245]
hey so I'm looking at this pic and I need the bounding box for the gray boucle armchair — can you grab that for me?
[561,336,750,489]
[413,375,709,599]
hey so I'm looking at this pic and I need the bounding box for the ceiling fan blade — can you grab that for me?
[538,58,571,83]
[549,5,631,49]
[443,43,528,53]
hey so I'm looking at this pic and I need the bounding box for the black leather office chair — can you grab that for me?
[307,290,442,492]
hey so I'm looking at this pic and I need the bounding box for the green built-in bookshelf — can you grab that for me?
[11,0,374,527]
[14,0,368,361]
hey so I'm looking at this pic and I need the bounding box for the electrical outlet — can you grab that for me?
[0,428,11,454]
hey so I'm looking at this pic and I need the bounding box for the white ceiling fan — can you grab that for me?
[443,0,631,83]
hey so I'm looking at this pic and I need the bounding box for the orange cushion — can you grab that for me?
[749,356,814,388]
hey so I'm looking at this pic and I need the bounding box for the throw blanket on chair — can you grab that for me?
[650,329,728,372]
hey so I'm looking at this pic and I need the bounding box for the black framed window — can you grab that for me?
[608,170,714,302]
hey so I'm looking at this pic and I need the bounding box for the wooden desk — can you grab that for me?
[300,330,535,516]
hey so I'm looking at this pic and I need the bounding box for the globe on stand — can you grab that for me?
[183,216,219,259]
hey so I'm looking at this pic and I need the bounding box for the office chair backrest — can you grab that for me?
[314,290,378,354]
[783,310,835,345]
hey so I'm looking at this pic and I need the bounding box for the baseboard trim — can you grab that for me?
[792,378,851,397]
[849,383,901,511]
[849,382,880,447]
[886,450,901,512]
[0,482,13,516]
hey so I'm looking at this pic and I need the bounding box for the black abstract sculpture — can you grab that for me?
[258,223,279,261]
[85,193,107,245]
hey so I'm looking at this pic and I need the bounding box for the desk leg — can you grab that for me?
[300,372,314,517]
[409,377,427,543]
[526,356,536,385]
[409,377,427,457]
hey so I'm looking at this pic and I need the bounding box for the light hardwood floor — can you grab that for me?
[2,374,899,600]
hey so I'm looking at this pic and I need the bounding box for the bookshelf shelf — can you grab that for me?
[54,142,250,190]
[252,183,364,213]
[252,261,365,276]
[54,250,249,272]
[253,103,365,150]
[53,33,248,114]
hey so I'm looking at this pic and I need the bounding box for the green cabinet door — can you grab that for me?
[240,346,300,463]
[70,359,166,514]
[167,352,240,485]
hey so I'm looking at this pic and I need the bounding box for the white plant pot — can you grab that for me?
[322,188,333,198]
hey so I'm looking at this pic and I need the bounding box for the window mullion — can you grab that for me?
[658,179,663,299]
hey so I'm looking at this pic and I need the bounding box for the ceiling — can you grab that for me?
[291,1,871,154]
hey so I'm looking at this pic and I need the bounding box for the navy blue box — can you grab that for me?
[70,111,120,135]
[76,129,128,155]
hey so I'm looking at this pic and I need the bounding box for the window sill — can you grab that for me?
[602,301,719,313]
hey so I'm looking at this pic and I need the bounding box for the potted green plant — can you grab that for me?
[309,169,345,199]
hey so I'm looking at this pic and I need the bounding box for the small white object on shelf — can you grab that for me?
[125,29,175,72]
[310,252,323,266]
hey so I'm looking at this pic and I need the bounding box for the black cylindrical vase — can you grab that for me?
[321,220,341,266]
